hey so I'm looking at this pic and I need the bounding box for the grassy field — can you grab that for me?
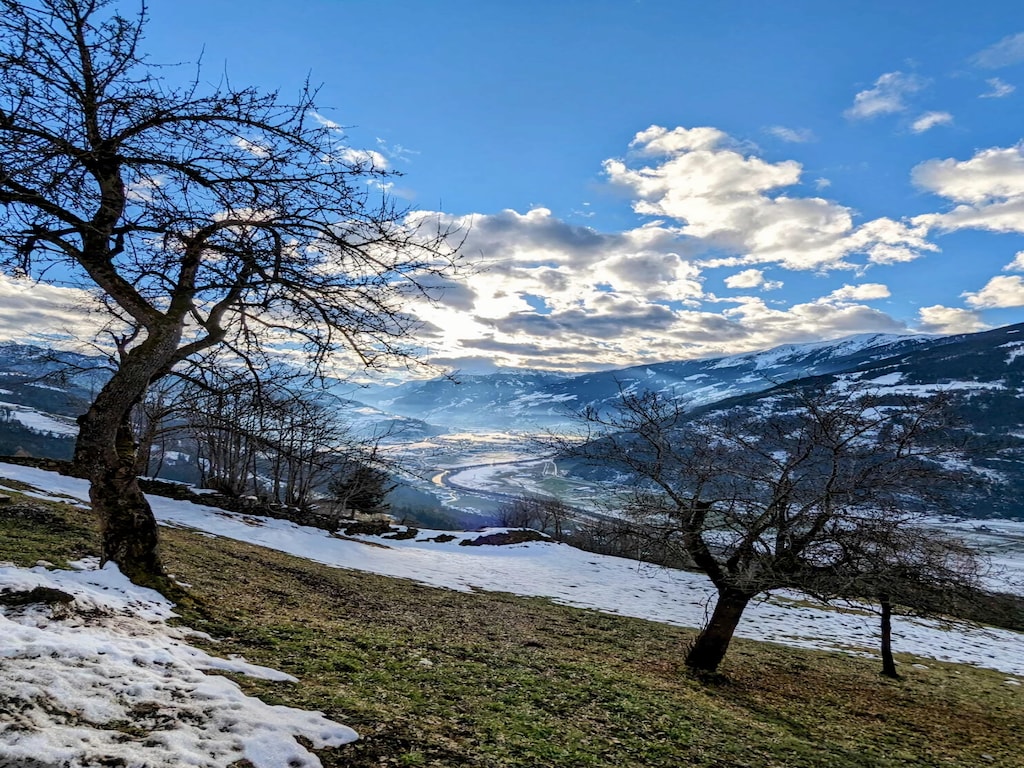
[2,494,1023,767]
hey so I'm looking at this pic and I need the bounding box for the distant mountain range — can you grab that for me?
[353,331,936,430]
[2,324,1024,518]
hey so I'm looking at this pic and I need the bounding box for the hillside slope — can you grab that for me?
[1,470,1023,766]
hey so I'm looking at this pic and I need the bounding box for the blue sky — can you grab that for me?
[8,0,1024,373]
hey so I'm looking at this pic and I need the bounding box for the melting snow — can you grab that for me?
[1,465,1022,683]
[0,557,356,767]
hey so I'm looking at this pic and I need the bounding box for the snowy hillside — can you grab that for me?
[3,464,1023,680]
[356,332,936,429]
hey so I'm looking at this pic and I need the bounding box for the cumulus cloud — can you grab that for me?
[972,32,1024,69]
[845,72,924,120]
[917,305,988,334]
[395,197,923,371]
[910,111,953,133]
[385,126,970,372]
[724,269,767,289]
[0,276,107,346]
[1004,251,1024,272]
[912,144,1024,204]
[605,125,936,272]
[963,275,1024,308]
[339,131,1024,373]
[722,296,907,343]
[765,126,815,143]
[824,283,891,303]
[912,144,1024,235]
[980,77,1015,98]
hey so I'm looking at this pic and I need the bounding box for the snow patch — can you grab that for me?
[0,558,357,767]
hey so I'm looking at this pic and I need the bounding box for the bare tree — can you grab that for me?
[262,393,353,509]
[326,457,396,522]
[184,379,263,497]
[0,0,459,586]
[497,495,572,539]
[799,520,986,678]
[565,382,983,674]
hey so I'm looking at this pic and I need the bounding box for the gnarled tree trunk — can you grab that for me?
[685,588,751,673]
[73,333,183,590]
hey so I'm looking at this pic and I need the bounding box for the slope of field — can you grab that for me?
[2,465,1024,766]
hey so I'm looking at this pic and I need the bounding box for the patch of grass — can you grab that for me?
[160,531,1024,768]
[3,507,1023,767]
[0,493,99,567]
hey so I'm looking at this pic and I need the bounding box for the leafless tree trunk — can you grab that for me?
[878,594,898,679]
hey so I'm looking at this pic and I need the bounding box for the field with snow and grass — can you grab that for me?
[3,463,1023,678]
[2,462,1024,767]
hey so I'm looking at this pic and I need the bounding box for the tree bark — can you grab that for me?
[73,332,183,589]
[685,588,751,673]
[879,593,900,679]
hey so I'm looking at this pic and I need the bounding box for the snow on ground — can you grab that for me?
[925,516,1024,595]
[0,560,356,764]
[0,401,78,436]
[3,465,1024,683]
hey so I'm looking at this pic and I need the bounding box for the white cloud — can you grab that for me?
[963,275,1024,308]
[724,269,766,289]
[917,305,988,334]
[972,32,1024,69]
[309,111,344,131]
[912,144,1024,205]
[980,77,1015,98]
[720,296,908,345]
[814,177,832,190]
[910,111,953,134]
[845,72,924,120]
[842,217,935,265]
[628,125,727,156]
[605,125,937,273]
[336,147,389,169]
[824,283,891,304]
[911,144,1024,236]
[1004,251,1024,272]
[723,269,783,292]
[765,126,815,143]
[395,197,923,372]
[375,137,418,164]
[258,129,1024,373]
[232,137,270,157]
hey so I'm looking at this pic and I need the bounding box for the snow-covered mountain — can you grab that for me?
[355,331,936,429]
[557,323,1024,520]
[3,325,1024,518]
